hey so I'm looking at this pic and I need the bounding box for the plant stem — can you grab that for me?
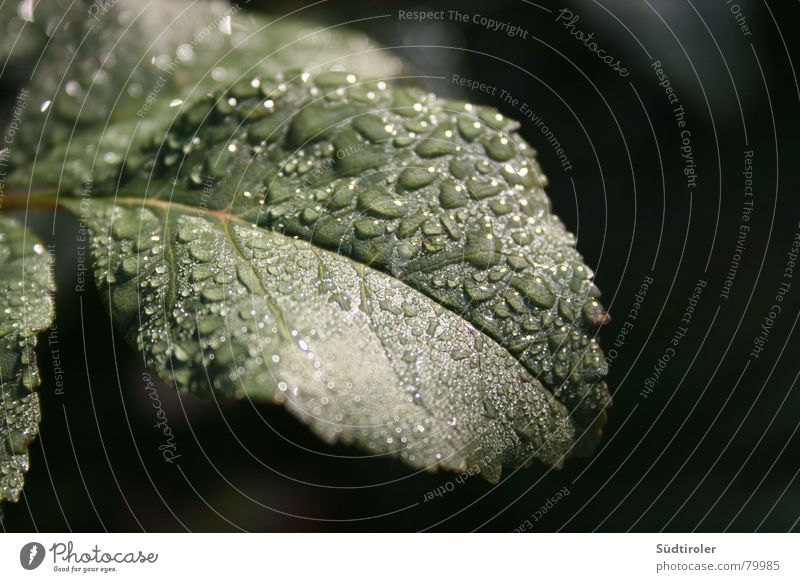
[0,189,60,212]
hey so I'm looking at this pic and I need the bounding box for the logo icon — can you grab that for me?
[20,542,46,570]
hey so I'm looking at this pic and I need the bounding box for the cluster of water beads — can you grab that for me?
[0,218,54,503]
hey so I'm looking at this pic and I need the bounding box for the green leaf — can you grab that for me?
[8,0,401,190]
[64,69,610,480]
[0,216,54,515]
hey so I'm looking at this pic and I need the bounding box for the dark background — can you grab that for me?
[2,0,800,532]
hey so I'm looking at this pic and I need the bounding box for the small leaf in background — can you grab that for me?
[0,217,55,518]
[7,0,402,191]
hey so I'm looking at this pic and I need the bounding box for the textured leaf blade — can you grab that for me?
[67,69,610,479]
[69,199,574,479]
[0,216,54,512]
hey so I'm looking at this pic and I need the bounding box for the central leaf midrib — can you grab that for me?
[217,214,293,342]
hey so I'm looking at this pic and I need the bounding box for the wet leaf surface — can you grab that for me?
[0,217,54,516]
[10,0,609,482]
[64,70,609,480]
